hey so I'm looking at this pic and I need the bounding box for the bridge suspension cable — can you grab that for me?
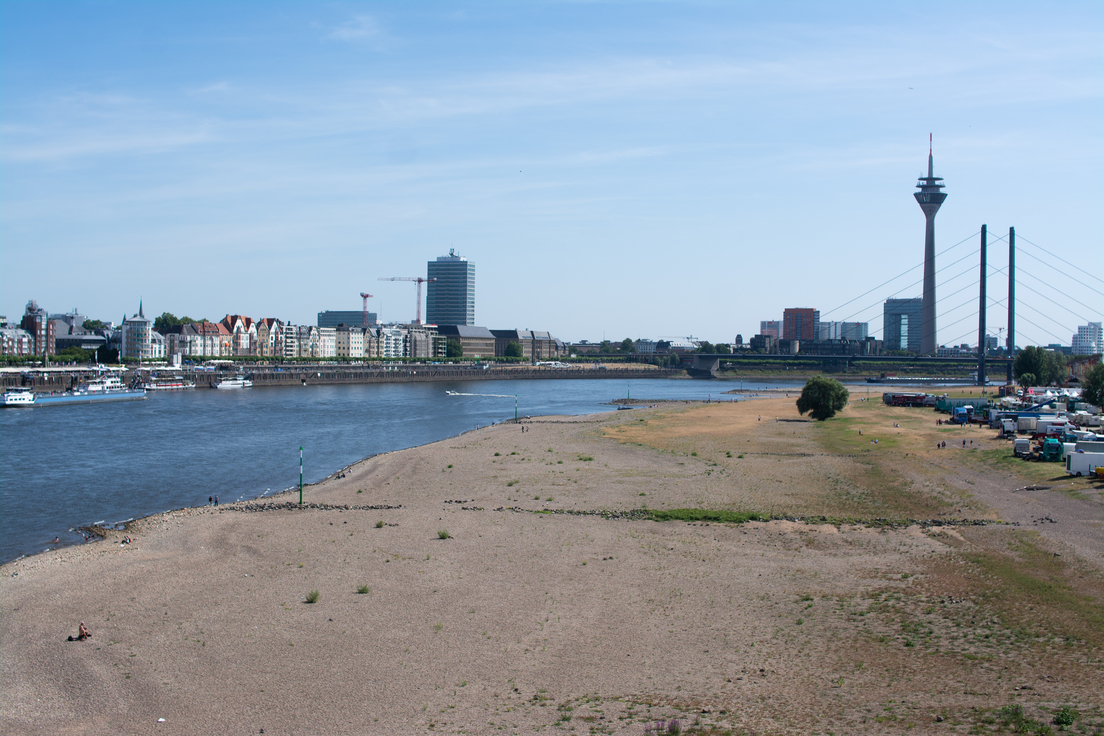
[838,252,981,327]
[819,230,979,319]
[987,264,1103,322]
[1017,235,1104,289]
[841,259,982,337]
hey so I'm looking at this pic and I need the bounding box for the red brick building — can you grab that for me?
[782,308,819,342]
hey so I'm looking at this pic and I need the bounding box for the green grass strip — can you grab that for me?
[645,508,763,524]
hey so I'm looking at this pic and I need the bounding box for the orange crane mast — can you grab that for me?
[378,277,436,324]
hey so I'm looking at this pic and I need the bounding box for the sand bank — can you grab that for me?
[3,397,1101,735]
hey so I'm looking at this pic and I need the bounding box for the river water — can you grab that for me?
[0,377,805,563]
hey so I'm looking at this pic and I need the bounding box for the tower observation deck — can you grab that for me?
[914,136,947,355]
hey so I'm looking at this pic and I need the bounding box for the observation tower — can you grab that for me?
[914,135,947,355]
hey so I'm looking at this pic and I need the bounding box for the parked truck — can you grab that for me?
[950,406,974,425]
[1041,438,1063,462]
[1013,438,1033,458]
[1066,452,1104,477]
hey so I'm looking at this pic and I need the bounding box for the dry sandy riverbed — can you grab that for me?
[2,395,1102,735]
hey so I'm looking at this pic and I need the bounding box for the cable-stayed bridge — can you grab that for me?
[691,226,1103,384]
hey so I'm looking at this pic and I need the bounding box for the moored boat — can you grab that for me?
[142,376,196,391]
[3,378,146,407]
[1,388,37,406]
[214,375,253,389]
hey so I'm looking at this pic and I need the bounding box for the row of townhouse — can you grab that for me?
[160,319,449,360]
[279,324,446,360]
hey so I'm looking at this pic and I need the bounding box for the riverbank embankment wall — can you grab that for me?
[4,365,682,390]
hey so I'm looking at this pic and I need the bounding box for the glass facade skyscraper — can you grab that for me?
[426,250,475,326]
[884,298,923,353]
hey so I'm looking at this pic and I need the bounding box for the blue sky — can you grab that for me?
[2,1,1101,346]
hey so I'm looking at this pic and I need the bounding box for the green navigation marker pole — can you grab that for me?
[299,446,303,505]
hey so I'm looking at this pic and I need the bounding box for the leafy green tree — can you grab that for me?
[1047,351,1068,385]
[715,343,731,354]
[697,341,715,353]
[153,312,181,332]
[1082,362,1104,408]
[504,341,523,358]
[619,338,634,353]
[1014,346,1066,385]
[55,347,92,363]
[1018,373,1036,388]
[445,338,463,358]
[82,319,107,331]
[796,376,850,421]
[598,340,612,353]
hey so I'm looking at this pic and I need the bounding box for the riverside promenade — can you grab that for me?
[2,363,681,390]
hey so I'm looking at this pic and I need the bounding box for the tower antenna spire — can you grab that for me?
[915,136,947,355]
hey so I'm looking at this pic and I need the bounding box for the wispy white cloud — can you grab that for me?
[0,92,213,162]
[192,82,230,94]
[328,14,382,41]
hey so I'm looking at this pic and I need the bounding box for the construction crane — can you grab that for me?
[359,293,374,327]
[378,277,436,324]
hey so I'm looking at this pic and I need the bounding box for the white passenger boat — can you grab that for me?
[1,388,37,406]
[142,376,196,391]
[214,375,253,389]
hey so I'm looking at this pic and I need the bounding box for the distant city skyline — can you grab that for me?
[2,2,1101,345]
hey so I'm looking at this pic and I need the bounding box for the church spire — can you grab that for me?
[139,299,144,318]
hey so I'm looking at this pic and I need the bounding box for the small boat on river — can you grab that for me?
[1,388,37,406]
[142,376,196,391]
[214,375,253,389]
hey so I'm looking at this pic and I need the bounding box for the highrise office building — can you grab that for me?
[759,320,781,339]
[884,298,923,353]
[782,308,819,341]
[1072,322,1103,355]
[426,250,475,326]
[818,321,869,341]
[914,137,947,355]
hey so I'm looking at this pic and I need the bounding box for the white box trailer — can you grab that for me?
[1036,418,1065,434]
[1018,417,1037,432]
[1013,438,1033,457]
[1066,452,1104,476]
[1076,440,1104,453]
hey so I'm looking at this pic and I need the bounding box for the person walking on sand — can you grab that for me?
[214,495,219,506]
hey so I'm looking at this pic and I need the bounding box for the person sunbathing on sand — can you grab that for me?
[68,622,91,641]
